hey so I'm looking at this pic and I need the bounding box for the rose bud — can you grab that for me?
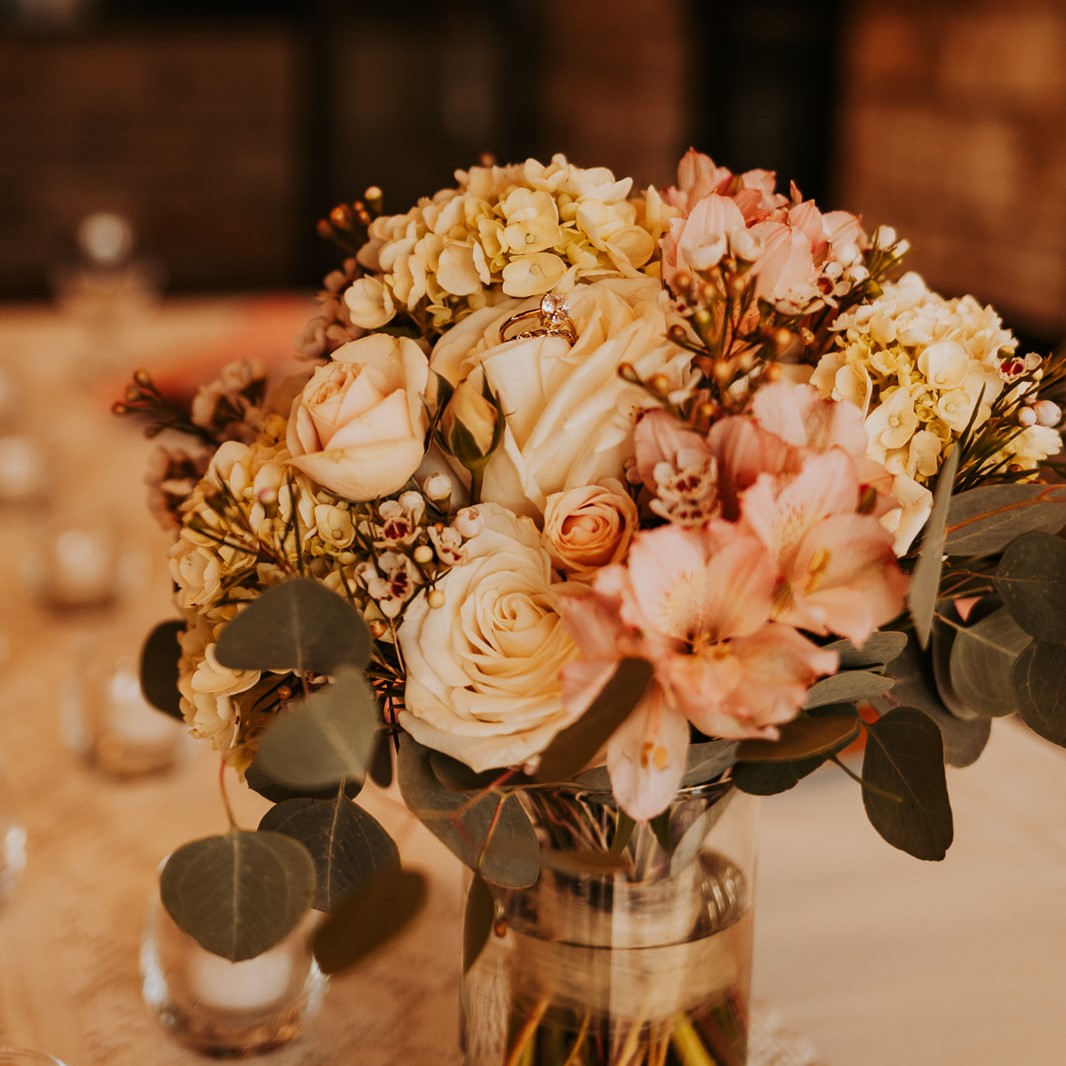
[440,371,504,474]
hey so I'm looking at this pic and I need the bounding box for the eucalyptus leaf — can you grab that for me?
[160,830,316,961]
[258,796,399,912]
[669,789,735,876]
[944,483,1066,556]
[826,630,909,671]
[531,658,654,784]
[680,740,739,788]
[397,738,539,889]
[737,707,859,763]
[930,611,983,721]
[732,756,826,795]
[312,868,427,975]
[1013,641,1066,746]
[139,619,184,719]
[245,760,363,804]
[994,531,1066,643]
[251,667,381,790]
[368,732,394,789]
[804,669,895,708]
[215,577,371,675]
[879,635,991,767]
[462,874,496,974]
[431,752,525,793]
[862,707,953,861]
[908,445,960,647]
[948,608,1032,718]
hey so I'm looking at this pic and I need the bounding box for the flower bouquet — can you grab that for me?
[120,150,1066,1065]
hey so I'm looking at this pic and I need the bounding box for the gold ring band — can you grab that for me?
[499,293,578,347]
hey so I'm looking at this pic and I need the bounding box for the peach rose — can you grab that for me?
[286,334,429,501]
[541,479,638,580]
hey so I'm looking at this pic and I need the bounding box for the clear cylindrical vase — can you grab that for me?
[462,783,757,1066]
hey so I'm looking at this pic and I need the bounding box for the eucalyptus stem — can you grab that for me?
[218,759,239,830]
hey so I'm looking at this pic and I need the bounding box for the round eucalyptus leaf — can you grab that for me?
[463,874,496,974]
[862,708,953,861]
[945,484,1066,556]
[948,608,1032,718]
[737,707,859,763]
[994,531,1066,643]
[804,669,894,708]
[826,630,909,671]
[160,830,316,961]
[139,620,184,719]
[732,755,826,795]
[312,868,427,975]
[251,667,380,790]
[531,658,653,784]
[398,738,539,889]
[215,577,371,675]
[1013,641,1066,746]
[259,796,399,913]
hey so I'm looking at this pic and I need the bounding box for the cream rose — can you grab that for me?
[286,334,429,501]
[397,503,578,771]
[541,479,638,580]
[429,276,693,518]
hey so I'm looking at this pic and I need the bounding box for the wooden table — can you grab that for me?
[1,297,1063,1065]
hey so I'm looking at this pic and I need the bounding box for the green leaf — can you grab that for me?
[669,788,735,876]
[732,756,826,795]
[908,444,961,647]
[215,577,371,675]
[250,667,380,790]
[994,531,1066,643]
[160,830,316,961]
[1013,641,1066,746]
[878,634,991,767]
[862,707,954,861]
[737,707,860,763]
[826,630,909,671]
[462,874,496,974]
[680,740,739,788]
[944,484,1066,556]
[804,669,895,708]
[258,796,399,913]
[948,608,1032,717]
[397,738,540,889]
[244,760,363,804]
[312,868,427,975]
[139,620,184,719]
[430,752,524,793]
[531,658,654,783]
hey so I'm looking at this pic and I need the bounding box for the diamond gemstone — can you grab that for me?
[540,292,570,325]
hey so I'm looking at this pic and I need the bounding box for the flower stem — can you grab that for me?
[670,1013,719,1066]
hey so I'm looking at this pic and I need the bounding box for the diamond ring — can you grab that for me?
[498,292,577,346]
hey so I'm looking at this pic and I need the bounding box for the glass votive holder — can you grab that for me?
[26,518,123,612]
[140,884,326,1056]
[0,762,27,907]
[0,1052,69,1065]
[62,654,184,778]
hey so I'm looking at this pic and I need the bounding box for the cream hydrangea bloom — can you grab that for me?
[812,272,1060,487]
[344,155,674,334]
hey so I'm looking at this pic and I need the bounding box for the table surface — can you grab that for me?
[0,297,1063,1066]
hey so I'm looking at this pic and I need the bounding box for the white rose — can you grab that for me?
[541,479,638,580]
[398,503,578,771]
[429,276,693,517]
[286,333,429,502]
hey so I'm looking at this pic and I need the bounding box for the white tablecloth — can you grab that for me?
[1,299,1063,1065]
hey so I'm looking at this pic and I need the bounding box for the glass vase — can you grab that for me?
[462,782,757,1066]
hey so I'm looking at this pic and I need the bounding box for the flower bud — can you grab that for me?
[440,372,504,473]
[1033,399,1061,427]
[422,472,453,504]
[454,507,485,539]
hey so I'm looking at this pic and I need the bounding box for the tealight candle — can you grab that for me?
[69,656,182,777]
[188,944,295,1013]
[40,524,120,609]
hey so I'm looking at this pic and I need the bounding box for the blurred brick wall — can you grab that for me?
[838,0,1066,341]
[0,28,304,296]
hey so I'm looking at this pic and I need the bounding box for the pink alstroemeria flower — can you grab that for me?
[739,449,908,645]
[558,522,838,819]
